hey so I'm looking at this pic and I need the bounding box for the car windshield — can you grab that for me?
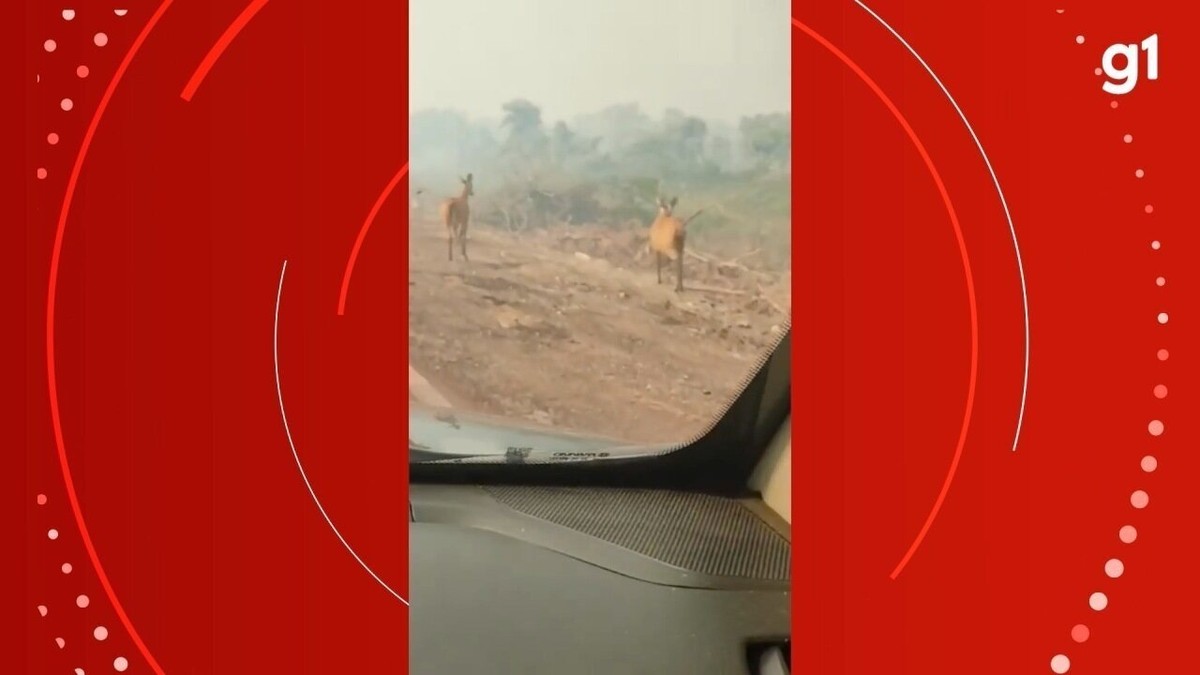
[409,0,791,459]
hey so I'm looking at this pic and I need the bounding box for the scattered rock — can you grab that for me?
[496,307,523,329]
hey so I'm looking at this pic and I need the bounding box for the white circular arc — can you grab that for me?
[274,259,409,606]
[855,0,1030,453]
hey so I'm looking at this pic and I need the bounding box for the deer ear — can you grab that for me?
[466,173,473,181]
[669,196,678,208]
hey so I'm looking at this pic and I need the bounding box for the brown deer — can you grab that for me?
[648,196,702,292]
[439,173,474,261]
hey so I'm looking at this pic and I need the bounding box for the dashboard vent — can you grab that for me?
[482,485,790,581]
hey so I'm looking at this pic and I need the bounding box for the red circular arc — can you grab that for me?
[791,17,980,580]
[337,162,408,315]
[180,0,270,102]
[45,3,175,673]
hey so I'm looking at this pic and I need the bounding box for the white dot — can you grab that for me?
[1120,525,1138,543]
[37,605,48,617]
[1051,654,1071,673]
[62,9,76,21]
[62,562,73,574]
[94,32,109,47]
[1142,455,1158,472]
[56,637,66,649]
[76,594,90,608]
[61,98,74,111]
[113,657,129,672]
[75,669,85,675]
[1151,240,1161,250]
[1132,489,1150,508]
[1124,133,1134,143]
[1135,169,1145,178]
[1089,591,1108,611]
[94,625,109,641]
[115,9,129,16]
[1075,35,1085,44]
[1157,312,1169,324]
[1105,558,1125,578]
[45,39,58,52]
[1156,276,1166,287]
[48,528,59,540]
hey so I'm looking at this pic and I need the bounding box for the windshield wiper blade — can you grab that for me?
[409,445,665,465]
[409,440,493,463]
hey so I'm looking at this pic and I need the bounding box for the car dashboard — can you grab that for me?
[409,483,791,674]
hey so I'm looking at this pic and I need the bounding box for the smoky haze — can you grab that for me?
[407,0,793,448]
[409,0,790,123]
[408,0,791,269]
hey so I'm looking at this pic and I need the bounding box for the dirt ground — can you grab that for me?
[408,214,791,445]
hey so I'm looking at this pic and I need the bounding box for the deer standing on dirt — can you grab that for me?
[648,196,702,292]
[439,173,474,261]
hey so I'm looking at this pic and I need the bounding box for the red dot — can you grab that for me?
[1154,384,1167,398]
[47,133,60,145]
[36,494,48,505]
[1157,349,1169,361]
[1145,204,1154,214]
[1071,624,1090,643]
[37,168,48,180]
[76,65,89,78]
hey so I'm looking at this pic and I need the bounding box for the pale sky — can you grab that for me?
[409,0,790,124]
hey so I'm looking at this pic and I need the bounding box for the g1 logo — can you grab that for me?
[1102,34,1158,95]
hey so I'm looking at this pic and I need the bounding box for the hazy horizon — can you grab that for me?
[410,0,790,124]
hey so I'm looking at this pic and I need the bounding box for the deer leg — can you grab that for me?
[460,223,469,262]
[447,229,454,261]
[675,250,684,293]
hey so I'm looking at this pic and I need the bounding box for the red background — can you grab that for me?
[21,1,407,672]
[795,1,1198,673]
[14,0,1199,673]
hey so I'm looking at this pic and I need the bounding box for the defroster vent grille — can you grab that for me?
[483,486,790,582]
